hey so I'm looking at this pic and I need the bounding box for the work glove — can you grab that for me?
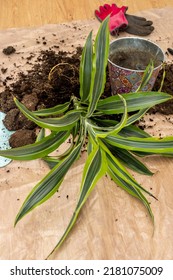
[95,3,154,36]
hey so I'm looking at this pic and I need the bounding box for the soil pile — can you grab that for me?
[0,48,82,147]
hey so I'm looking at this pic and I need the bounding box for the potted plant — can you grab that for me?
[0,17,173,259]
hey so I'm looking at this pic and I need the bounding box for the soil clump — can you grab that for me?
[3,46,16,55]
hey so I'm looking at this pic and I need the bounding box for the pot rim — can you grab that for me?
[108,36,165,73]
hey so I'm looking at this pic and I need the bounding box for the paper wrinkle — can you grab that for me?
[1,7,173,259]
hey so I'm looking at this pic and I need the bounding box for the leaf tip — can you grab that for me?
[14,213,21,227]
[14,219,18,227]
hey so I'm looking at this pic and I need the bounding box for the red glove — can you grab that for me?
[95,3,154,36]
[95,4,128,35]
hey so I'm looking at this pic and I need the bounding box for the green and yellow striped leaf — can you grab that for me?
[14,97,81,131]
[106,144,153,176]
[99,139,155,198]
[136,61,154,92]
[36,128,45,142]
[79,31,93,102]
[87,17,109,117]
[107,165,154,222]
[46,146,107,258]
[15,142,82,225]
[94,94,128,138]
[97,91,172,115]
[0,131,70,160]
[126,108,148,126]
[105,134,173,154]
[33,102,70,116]
[93,118,151,138]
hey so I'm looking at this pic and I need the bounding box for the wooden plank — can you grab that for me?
[0,0,173,29]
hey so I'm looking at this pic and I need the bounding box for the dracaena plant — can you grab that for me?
[1,18,173,259]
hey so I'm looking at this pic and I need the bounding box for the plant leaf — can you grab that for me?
[106,144,153,175]
[0,131,70,160]
[158,63,166,92]
[14,97,81,131]
[93,94,128,138]
[99,139,155,197]
[15,142,82,225]
[136,61,154,92]
[105,149,156,205]
[87,17,109,117]
[92,118,151,138]
[105,134,173,154]
[43,156,61,169]
[79,31,93,102]
[107,164,154,221]
[119,124,151,138]
[126,108,148,126]
[97,91,172,115]
[36,128,45,142]
[46,145,107,258]
[33,102,70,116]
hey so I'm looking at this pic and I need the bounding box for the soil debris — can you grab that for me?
[3,46,16,55]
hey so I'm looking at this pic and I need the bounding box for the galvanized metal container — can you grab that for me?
[108,37,165,94]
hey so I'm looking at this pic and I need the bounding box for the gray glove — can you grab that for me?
[124,14,154,36]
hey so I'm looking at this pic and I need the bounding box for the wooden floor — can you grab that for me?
[0,0,172,30]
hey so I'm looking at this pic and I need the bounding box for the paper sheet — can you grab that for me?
[0,7,173,260]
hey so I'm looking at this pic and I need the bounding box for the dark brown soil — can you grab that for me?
[0,48,82,147]
[9,129,36,148]
[0,44,173,148]
[151,63,173,114]
[3,46,16,55]
[109,49,160,70]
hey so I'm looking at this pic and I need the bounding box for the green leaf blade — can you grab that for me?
[15,142,82,225]
[97,91,172,115]
[108,165,154,222]
[93,118,151,138]
[47,146,107,258]
[126,108,148,126]
[0,131,70,160]
[14,97,81,131]
[79,31,93,102]
[87,17,109,117]
[33,102,70,116]
[93,94,128,138]
[77,147,107,207]
[105,134,173,154]
[107,145,153,176]
[136,61,154,92]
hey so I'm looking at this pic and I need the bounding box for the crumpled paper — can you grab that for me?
[0,7,173,260]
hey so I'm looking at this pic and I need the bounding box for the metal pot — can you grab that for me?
[108,37,165,94]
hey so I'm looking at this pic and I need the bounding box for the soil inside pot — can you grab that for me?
[0,44,173,148]
[109,49,160,70]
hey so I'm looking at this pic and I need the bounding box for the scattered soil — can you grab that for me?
[2,46,16,55]
[0,44,173,148]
